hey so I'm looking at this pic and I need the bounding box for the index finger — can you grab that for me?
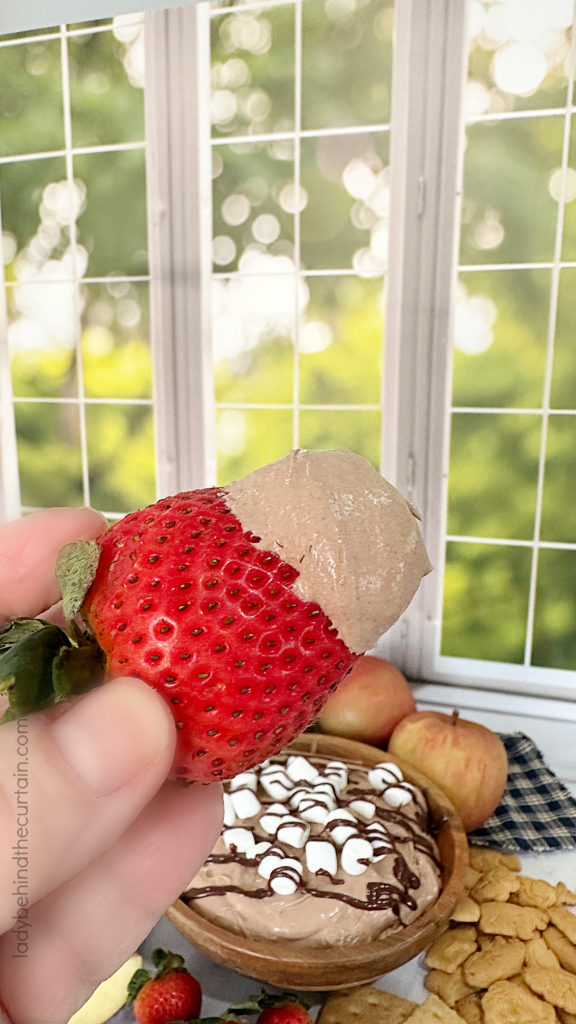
[0,507,107,622]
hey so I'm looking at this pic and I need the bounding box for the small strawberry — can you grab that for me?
[256,1004,313,1024]
[127,949,201,1024]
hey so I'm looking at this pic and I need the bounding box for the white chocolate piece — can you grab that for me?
[286,755,319,783]
[222,792,236,827]
[230,788,262,820]
[348,799,376,821]
[229,771,258,793]
[341,836,373,876]
[222,827,254,853]
[305,839,338,876]
[276,817,310,849]
[269,858,302,895]
[257,847,285,879]
[383,785,413,808]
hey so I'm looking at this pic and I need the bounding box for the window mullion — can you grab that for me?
[378,0,468,677]
[0,193,21,522]
[144,3,215,498]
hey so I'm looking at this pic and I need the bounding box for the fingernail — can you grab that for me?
[52,679,174,797]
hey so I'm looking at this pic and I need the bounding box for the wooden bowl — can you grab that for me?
[167,733,468,990]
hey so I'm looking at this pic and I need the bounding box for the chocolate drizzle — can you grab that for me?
[185,753,440,919]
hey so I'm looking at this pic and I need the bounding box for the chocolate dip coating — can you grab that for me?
[184,753,441,946]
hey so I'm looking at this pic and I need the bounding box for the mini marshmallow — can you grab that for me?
[305,839,338,876]
[341,836,373,876]
[286,755,319,783]
[289,786,312,810]
[222,792,236,827]
[276,817,310,849]
[299,797,332,824]
[260,803,289,834]
[229,771,257,793]
[383,785,413,808]
[260,770,293,801]
[244,840,271,862]
[230,788,262,820]
[324,761,348,790]
[312,781,338,807]
[365,823,395,861]
[325,808,359,846]
[222,827,254,853]
[348,799,376,822]
[269,858,302,895]
[368,762,403,792]
[257,846,285,879]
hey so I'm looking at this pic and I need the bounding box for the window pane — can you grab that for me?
[533,548,576,670]
[8,282,78,398]
[69,26,145,148]
[81,280,151,399]
[551,268,576,409]
[301,0,393,130]
[0,157,69,270]
[14,401,83,506]
[300,131,389,271]
[299,275,383,405]
[85,403,155,513]
[0,39,64,157]
[210,7,294,139]
[460,117,563,265]
[212,141,294,273]
[453,270,549,409]
[74,149,148,277]
[442,541,531,663]
[541,416,576,544]
[213,276,295,405]
[216,409,293,484]
[299,409,381,469]
[447,413,541,540]
[466,1,572,118]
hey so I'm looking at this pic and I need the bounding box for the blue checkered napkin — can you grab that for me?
[468,732,576,854]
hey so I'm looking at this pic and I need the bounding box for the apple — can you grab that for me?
[317,655,416,746]
[388,709,508,832]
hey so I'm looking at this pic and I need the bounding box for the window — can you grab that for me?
[1,0,576,702]
[0,15,155,521]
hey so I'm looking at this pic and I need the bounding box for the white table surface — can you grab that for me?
[109,704,576,1023]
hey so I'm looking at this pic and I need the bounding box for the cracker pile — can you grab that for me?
[317,847,576,1024]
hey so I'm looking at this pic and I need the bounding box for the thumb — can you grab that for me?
[0,678,175,934]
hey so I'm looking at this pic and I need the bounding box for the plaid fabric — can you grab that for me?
[468,732,576,853]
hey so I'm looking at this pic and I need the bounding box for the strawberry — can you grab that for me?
[127,949,201,1024]
[81,487,357,782]
[256,1005,313,1024]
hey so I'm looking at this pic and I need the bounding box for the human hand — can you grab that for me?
[0,508,223,1024]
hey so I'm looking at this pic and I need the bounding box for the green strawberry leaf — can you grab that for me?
[126,967,152,1003]
[229,994,308,1014]
[150,947,187,976]
[56,539,101,622]
[0,624,72,722]
[0,617,47,653]
[0,618,106,724]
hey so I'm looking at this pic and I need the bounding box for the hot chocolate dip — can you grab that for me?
[183,751,442,946]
